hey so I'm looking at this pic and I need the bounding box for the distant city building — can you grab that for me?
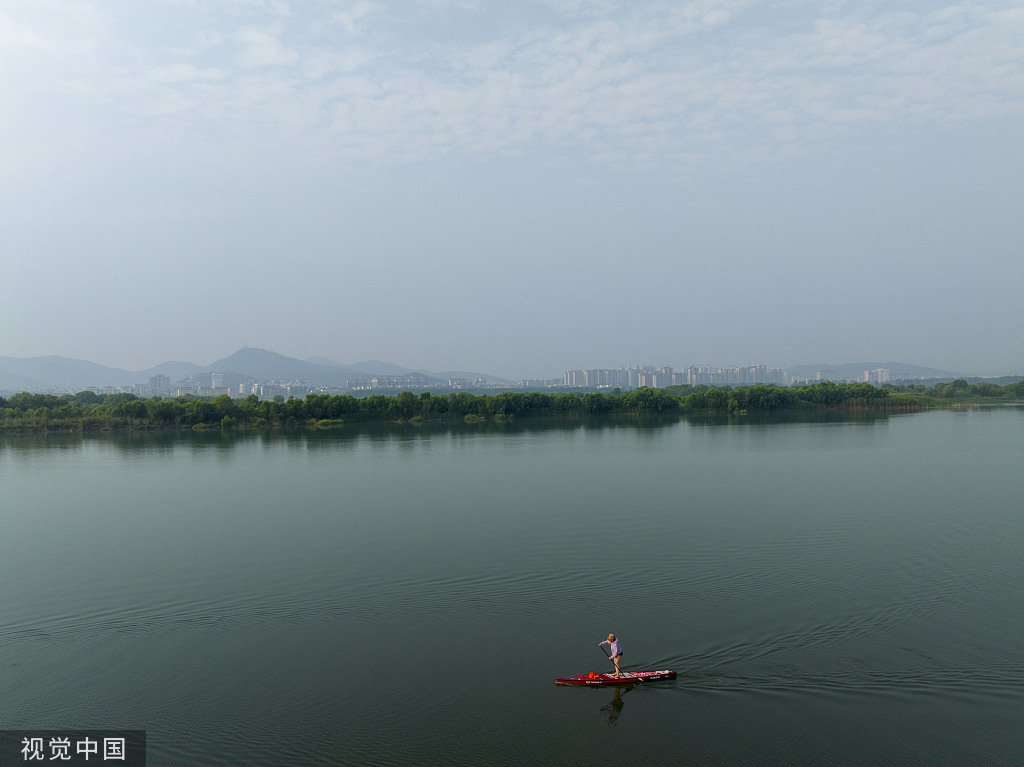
[149,375,171,396]
[559,364,786,389]
[52,358,872,401]
[344,374,498,391]
[197,387,231,397]
[675,365,785,386]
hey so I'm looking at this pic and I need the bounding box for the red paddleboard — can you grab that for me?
[555,670,677,685]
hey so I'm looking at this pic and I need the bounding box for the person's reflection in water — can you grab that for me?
[600,686,629,729]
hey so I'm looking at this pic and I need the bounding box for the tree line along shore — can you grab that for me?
[1,380,1022,433]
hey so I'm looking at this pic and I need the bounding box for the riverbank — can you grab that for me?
[3,380,1021,434]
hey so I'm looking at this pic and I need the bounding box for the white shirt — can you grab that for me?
[600,637,622,657]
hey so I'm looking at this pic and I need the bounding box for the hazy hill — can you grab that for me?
[0,355,137,391]
[310,358,428,377]
[0,349,363,392]
[0,364,49,392]
[144,360,204,382]
[201,348,362,386]
[309,356,508,384]
[0,348,505,392]
[432,370,510,384]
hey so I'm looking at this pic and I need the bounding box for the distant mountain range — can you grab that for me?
[0,348,508,393]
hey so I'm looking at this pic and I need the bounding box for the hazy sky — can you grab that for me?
[2,0,1022,378]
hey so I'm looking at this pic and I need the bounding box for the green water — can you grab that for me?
[2,408,1022,765]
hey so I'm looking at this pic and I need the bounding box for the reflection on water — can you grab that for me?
[600,687,629,729]
[0,407,915,456]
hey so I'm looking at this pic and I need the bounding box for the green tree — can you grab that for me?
[971,382,1002,397]
[704,388,728,410]
[493,391,526,417]
[418,391,448,416]
[115,398,150,423]
[213,394,237,418]
[393,390,418,419]
[684,391,706,409]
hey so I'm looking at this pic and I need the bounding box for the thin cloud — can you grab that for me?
[2,1,1022,169]
[235,26,299,68]
[331,1,379,35]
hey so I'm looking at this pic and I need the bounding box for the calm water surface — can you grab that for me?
[2,408,1023,765]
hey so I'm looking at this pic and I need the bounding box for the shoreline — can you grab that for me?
[3,381,1020,435]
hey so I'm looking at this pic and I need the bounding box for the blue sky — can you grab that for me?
[2,0,1022,378]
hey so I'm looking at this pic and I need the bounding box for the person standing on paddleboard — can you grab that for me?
[599,634,623,678]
